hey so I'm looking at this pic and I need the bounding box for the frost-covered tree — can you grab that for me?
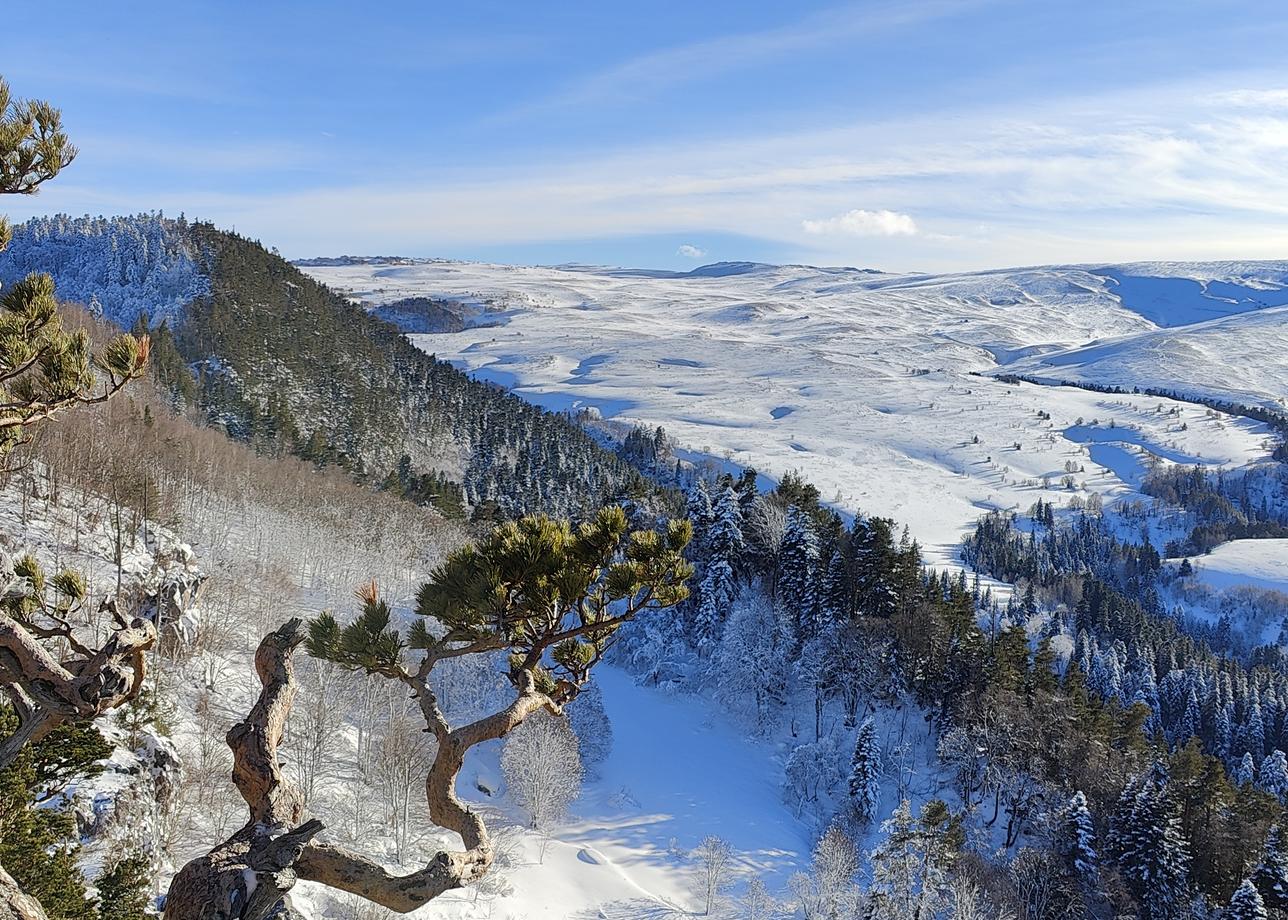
[848,716,881,824]
[715,592,784,732]
[1259,750,1288,801]
[812,823,861,920]
[1227,879,1268,920]
[1055,791,1098,881]
[783,736,845,819]
[866,800,949,920]
[502,712,583,854]
[1251,825,1288,911]
[567,679,613,778]
[1237,752,1258,787]
[694,486,744,650]
[166,508,692,915]
[740,876,780,920]
[686,480,715,552]
[778,506,820,638]
[692,835,735,916]
[1108,773,1191,920]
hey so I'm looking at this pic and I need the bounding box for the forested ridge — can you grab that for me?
[0,214,648,519]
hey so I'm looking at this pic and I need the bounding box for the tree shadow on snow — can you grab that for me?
[570,898,691,919]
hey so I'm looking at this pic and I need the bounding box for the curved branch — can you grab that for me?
[0,610,156,770]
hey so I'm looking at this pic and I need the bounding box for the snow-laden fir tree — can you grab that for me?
[1237,752,1258,787]
[778,505,820,639]
[848,716,881,825]
[1259,750,1288,801]
[686,480,715,553]
[1056,790,1098,881]
[821,548,850,623]
[1251,825,1288,911]
[1108,772,1191,920]
[695,485,743,650]
[1227,879,1268,920]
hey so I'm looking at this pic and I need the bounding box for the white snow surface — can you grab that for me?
[303,258,1283,567]
[1189,539,1288,595]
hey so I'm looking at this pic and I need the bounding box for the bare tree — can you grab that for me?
[373,708,436,863]
[285,658,344,808]
[741,877,781,920]
[164,508,691,916]
[693,835,736,916]
[501,711,582,860]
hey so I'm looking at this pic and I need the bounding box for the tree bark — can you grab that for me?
[165,620,554,917]
[0,608,155,771]
[0,865,47,920]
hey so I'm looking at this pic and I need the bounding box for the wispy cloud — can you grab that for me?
[497,0,992,119]
[677,243,707,258]
[18,69,1288,272]
[802,209,917,237]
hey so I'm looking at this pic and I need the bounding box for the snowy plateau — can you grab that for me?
[301,258,1287,569]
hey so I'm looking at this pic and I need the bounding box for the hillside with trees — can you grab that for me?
[0,215,648,520]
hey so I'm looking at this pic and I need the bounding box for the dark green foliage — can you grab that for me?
[310,506,692,691]
[0,706,111,920]
[131,312,196,405]
[381,454,465,519]
[94,853,151,920]
[176,223,648,517]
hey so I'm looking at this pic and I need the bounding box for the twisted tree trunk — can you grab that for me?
[164,620,551,917]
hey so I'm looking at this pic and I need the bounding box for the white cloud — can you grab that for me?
[802,209,918,237]
[677,243,706,258]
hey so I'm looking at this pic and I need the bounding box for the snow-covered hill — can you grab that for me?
[301,258,1284,566]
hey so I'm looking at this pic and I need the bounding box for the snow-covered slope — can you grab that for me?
[302,258,1283,566]
[1003,304,1288,411]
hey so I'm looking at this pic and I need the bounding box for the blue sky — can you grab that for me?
[5,0,1288,270]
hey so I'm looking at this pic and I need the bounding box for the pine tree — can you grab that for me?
[1108,772,1191,920]
[848,716,881,824]
[778,506,820,639]
[1260,750,1288,801]
[1227,878,1268,920]
[1251,825,1288,910]
[1057,790,1099,881]
[0,77,148,467]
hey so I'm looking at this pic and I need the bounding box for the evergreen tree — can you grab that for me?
[1251,825,1288,911]
[1227,879,1268,920]
[867,799,949,920]
[695,486,744,650]
[778,506,820,639]
[1057,790,1099,881]
[1260,750,1288,801]
[1237,752,1258,787]
[848,716,881,824]
[1109,772,1191,920]
[0,77,148,466]
[95,853,151,920]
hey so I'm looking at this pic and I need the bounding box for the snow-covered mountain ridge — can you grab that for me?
[301,257,1286,567]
